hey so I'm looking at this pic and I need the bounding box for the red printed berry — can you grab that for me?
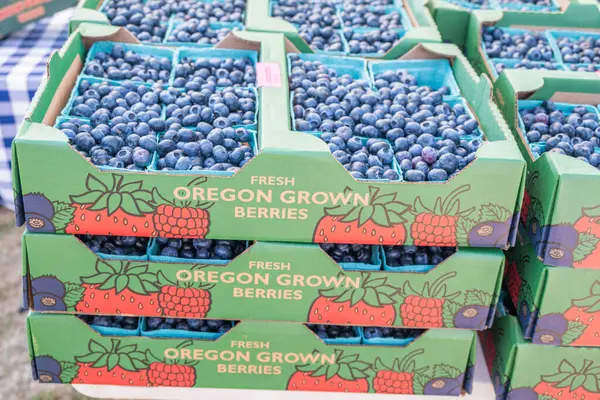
[75,260,161,315]
[66,174,156,237]
[410,185,474,246]
[158,286,212,318]
[148,363,196,387]
[534,360,600,400]
[313,187,411,245]
[153,204,210,238]
[506,258,524,309]
[307,273,399,326]
[399,272,460,328]
[373,349,425,394]
[287,349,371,393]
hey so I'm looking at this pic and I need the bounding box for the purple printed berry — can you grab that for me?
[506,387,538,400]
[23,193,55,233]
[423,376,462,396]
[31,276,66,311]
[34,356,63,383]
[453,305,490,329]
[467,217,512,247]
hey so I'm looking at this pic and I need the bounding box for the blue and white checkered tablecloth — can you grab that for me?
[0,8,71,210]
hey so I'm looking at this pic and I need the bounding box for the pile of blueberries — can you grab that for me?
[78,314,140,331]
[85,44,172,84]
[173,56,256,89]
[482,27,554,62]
[156,238,247,260]
[319,243,373,264]
[102,0,245,45]
[308,324,359,340]
[145,317,233,334]
[58,44,258,173]
[79,235,149,257]
[384,245,456,267]
[496,0,557,9]
[289,54,484,182]
[494,60,564,74]
[520,101,600,168]
[363,326,422,341]
[271,0,408,54]
[555,34,600,67]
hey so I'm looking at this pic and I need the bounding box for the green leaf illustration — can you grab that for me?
[63,282,85,310]
[562,321,586,346]
[59,361,80,383]
[442,300,462,328]
[574,232,600,263]
[52,201,75,232]
[479,204,512,222]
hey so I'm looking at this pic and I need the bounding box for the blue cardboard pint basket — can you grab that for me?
[141,318,235,340]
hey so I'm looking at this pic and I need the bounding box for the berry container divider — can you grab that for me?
[83,41,176,86]
[88,317,142,337]
[140,318,234,340]
[163,21,245,48]
[497,0,560,12]
[337,245,383,271]
[361,328,420,346]
[381,248,435,273]
[146,238,250,265]
[367,58,462,99]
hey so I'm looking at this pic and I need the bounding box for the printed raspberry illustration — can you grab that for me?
[156,269,214,318]
[398,272,460,328]
[535,359,600,399]
[148,363,196,387]
[75,260,161,315]
[65,174,156,237]
[373,349,425,394]
[152,177,213,238]
[410,185,474,246]
[73,339,150,386]
[287,349,371,393]
[313,187,411,245]
[307,273,399,326]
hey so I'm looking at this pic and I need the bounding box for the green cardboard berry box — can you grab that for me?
[427,0,582,50]
[504,229,600,347]
[462,7,600,81]
[12,23,527,247]
[27,312,476,395]
[480,313,600,400]
[493,70,600,265]
[72,0,442,59]
[0,0,77,38]
[22,232,504,329]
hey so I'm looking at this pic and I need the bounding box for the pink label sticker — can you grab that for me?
[256,62,282,88]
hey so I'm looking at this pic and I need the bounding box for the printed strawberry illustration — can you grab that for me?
[151,177,213,238]
[22,192,74,233]
[398,272,460,328]
[73,339,150,386]
[411,185,474,246]
[146,342,197,387]
[574,205,600,269]
[520,171,539,226]
[287,349,371,393]
[563,280,600,346]
[65,174,156,236]
[534,359,600,399]
[373,349,425,394]
[307,273,399,326]
[74,260,161,315]
[155,268,214,318]
[313,186,411,245]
